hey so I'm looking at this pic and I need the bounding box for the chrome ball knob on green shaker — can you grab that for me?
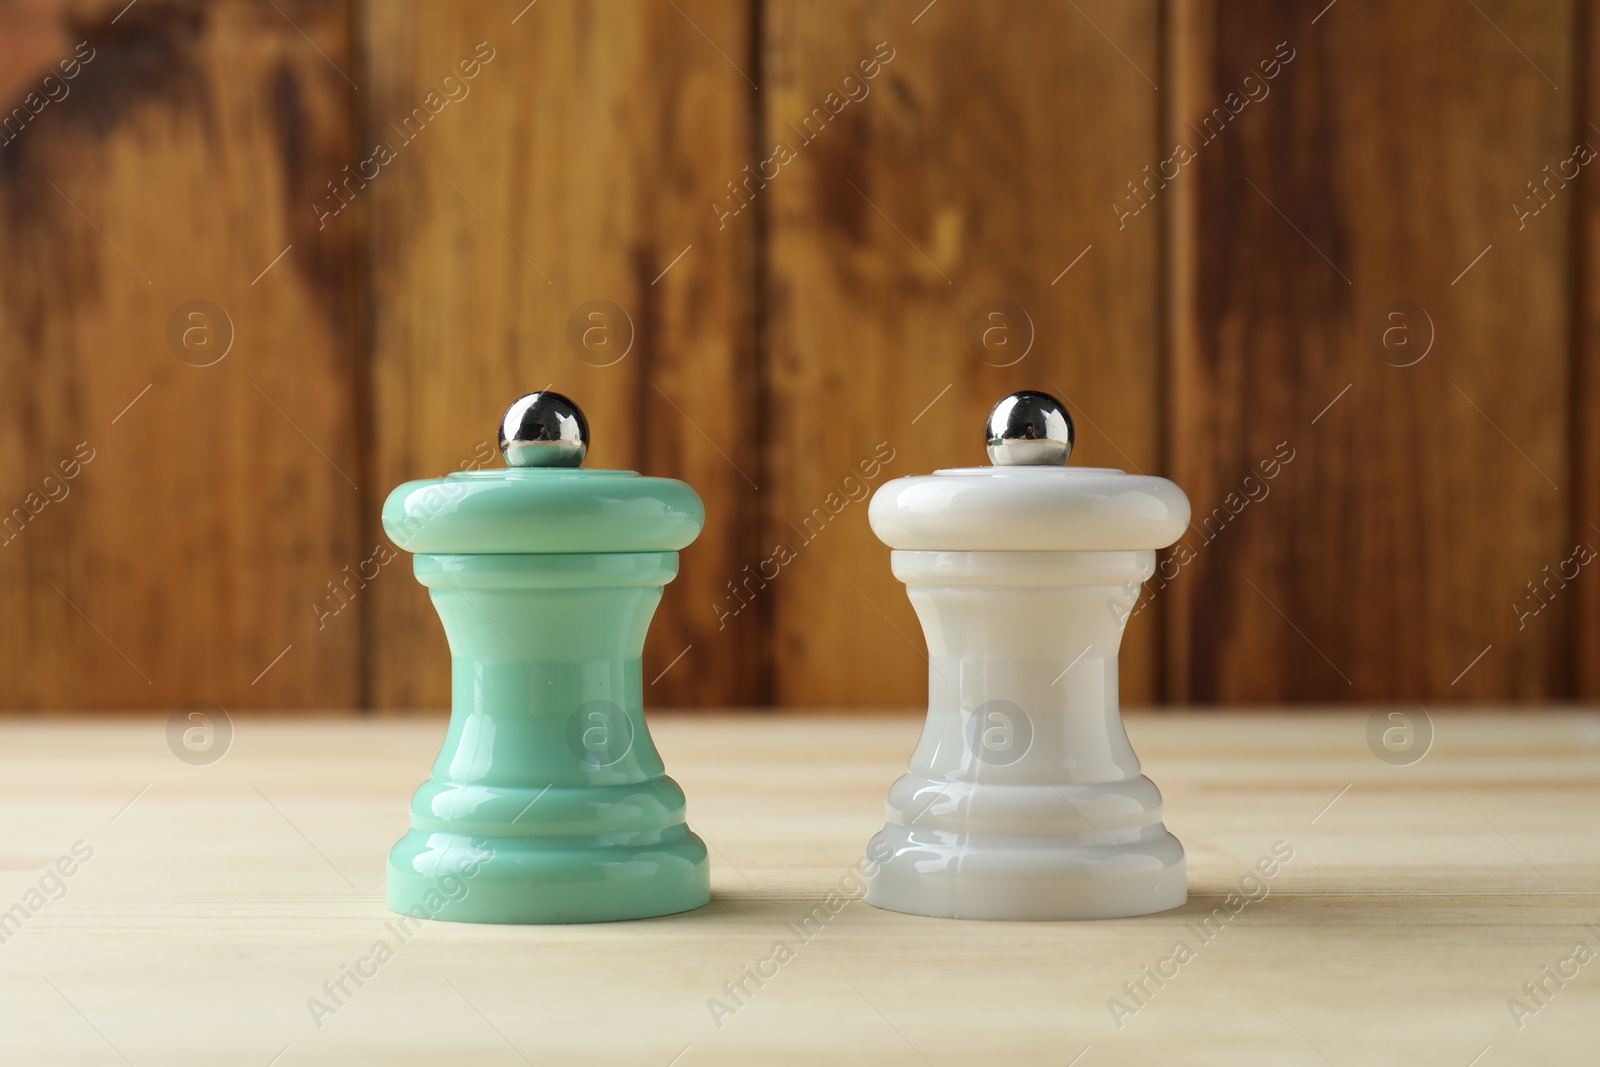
[381,391,709,923]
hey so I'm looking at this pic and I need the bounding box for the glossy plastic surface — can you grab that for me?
[862,468,1191,921]
[383,468,704,555]
[868,466,1190,552]
[382,472,709,924]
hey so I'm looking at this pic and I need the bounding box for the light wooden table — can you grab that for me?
[0,711,1595,1066]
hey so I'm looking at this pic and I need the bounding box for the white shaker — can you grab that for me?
[863,391,1191,920]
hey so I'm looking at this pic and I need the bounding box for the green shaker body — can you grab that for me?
[382,468,709,923]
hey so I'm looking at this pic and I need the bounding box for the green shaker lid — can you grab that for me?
[381,392,704,555]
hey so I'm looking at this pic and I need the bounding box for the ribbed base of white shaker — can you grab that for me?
[863,824,1186,921]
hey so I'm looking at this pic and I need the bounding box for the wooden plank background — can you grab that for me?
[0,0,362,711]
[762,0,1164,705]
[1167,0,1577,703]
[0,0,1591,711]
[358,0,760,710]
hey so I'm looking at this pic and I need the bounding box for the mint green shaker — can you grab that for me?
[381,391,709,923]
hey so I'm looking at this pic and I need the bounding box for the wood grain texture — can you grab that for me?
[0,710,1595,1063]
[1,0,1593,713]
[359,0,760,710]
[1166,0,1576,703]
[761,0,1164,706]
[0,0,361,709]
[1576,0,1600,700]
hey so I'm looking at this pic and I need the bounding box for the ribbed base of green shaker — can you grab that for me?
[386,828,710,924]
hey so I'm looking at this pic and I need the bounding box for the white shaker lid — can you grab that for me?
[868,391,1190,552]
